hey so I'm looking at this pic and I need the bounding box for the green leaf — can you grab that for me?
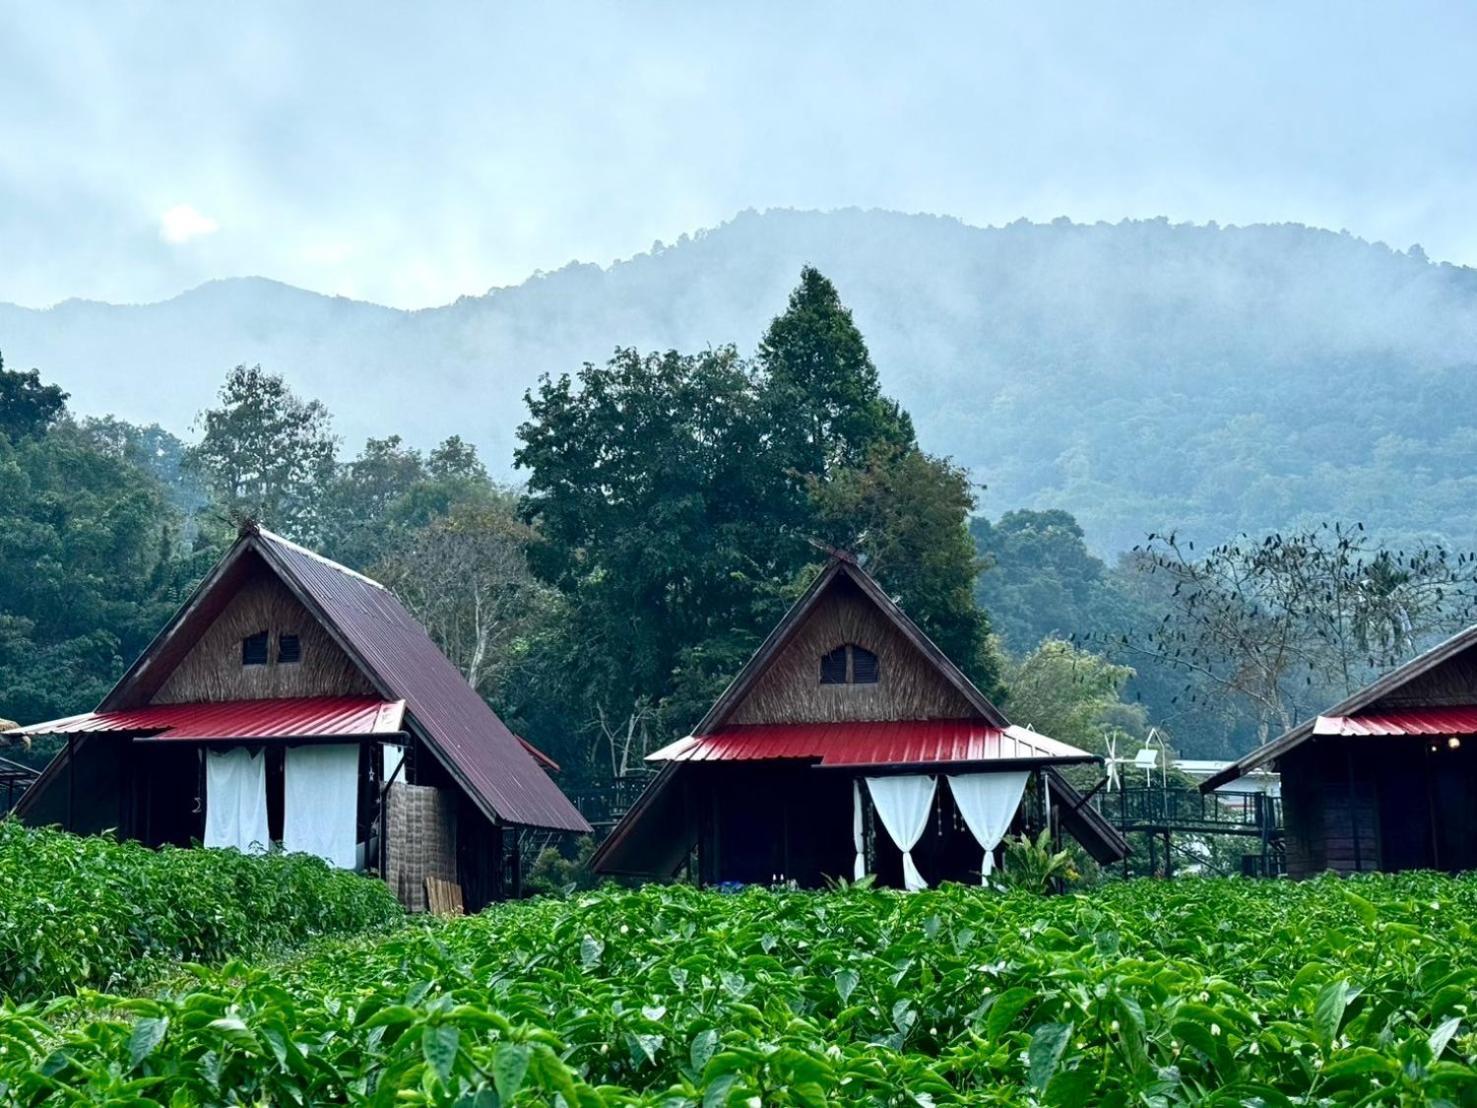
[422,1024,460,1082]
[626,1031,663,1068]
[1114,995,1147,1074]
[703,1073,740,1108]
[1320,1051,1399,1079]
[1429,1016,1462,1061]
[492,1042,530,1102]
[580,935,604,968]
[986,987,1036,1040]
[1028,1022,1074,1091]
[128,1016,168,1070]
[1344,891,1377,926]
[1046,1063,1097,1107]
[690,1028,719,1073]
[1313,980,1353,1047]
[834,967,859,1003]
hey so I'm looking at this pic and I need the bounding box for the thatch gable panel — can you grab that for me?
[1368,643,1477,710]
[153,566,374,704]
[728,578,976,725]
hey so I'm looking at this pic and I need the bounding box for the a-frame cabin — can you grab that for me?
[1204,622,1477,877]
[593,554,1127,888]
[11,523,589,910]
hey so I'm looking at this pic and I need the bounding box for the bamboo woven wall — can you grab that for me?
[153,568,375,703]
[385,782,458,913]
[730,582,976,725]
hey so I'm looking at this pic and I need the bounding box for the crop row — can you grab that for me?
[0,821,403,1003]
[4,873,1477,1104]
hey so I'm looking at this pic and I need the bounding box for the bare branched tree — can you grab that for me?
[1111,524,1477,743]
[376,501,548,696]
[593,699,660,780]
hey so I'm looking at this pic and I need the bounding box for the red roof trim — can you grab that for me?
[16,697,406,741]
[1314,706,1477,737]
[648,719,1094,768]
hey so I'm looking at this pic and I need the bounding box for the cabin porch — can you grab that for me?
[602,760,1074,889]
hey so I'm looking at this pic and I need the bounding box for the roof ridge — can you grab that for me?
[255,527,387,590]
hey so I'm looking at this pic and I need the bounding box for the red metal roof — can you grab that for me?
[17,697,406,741]
[1314,706,1477,737]
[647,719,1095,767]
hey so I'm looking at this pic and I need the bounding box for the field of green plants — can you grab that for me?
[0,822,402,1002]
[3,857,1477,1106]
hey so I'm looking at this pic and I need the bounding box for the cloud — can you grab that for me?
[159,204,219,244]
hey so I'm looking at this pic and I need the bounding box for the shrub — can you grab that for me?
[0,821,401,1001]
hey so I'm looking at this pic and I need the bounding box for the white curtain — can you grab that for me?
[204,747,269,853]
[284,744,360,869]
[865,775,937,891]
[852,779,866,880]
[948,771,1029,882]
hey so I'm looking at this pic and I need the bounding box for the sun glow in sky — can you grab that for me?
[2,1,1474,308]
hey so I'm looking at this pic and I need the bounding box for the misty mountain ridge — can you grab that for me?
[4,208,1476,554]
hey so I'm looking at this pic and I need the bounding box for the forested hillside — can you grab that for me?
[4,210,1475,553]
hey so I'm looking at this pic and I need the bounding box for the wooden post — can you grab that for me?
[510,829,523,898]
[66,735,75,832]
[1345,746,1363,873]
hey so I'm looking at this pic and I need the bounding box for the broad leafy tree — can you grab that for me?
[0,361,193,733]
[0,355,67,443]
[516,346,795,748]
[972,509,1125,653]
[185,365,338,540]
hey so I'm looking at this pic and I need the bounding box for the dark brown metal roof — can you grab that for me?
[252,529,589,832]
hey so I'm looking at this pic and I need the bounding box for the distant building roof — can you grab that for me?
[1312,706,1477,737]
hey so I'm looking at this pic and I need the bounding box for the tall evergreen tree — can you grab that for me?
[757,266,914,479]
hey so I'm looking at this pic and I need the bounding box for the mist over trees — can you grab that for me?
[4,210,1476,554]
[7,246,1477,772]
[0,270,1006,779]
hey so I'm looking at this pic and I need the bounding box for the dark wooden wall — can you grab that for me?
[1281,735,1477,877]
[1281,741,1381,877]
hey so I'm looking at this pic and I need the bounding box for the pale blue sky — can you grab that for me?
[2,1,1473,308]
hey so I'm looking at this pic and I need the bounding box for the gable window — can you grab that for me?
[242,631,269,666]
[277,633,302,665]
[820,646,849,685]
[820,643,880,686]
